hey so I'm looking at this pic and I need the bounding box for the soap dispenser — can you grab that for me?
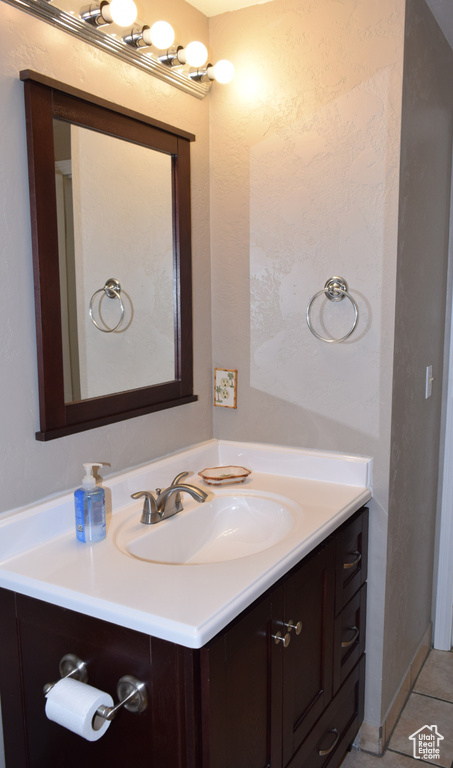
[74,462,106,543]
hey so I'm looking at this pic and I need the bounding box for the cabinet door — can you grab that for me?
[286,656,365,768]
[281,545,335,766]
[200,594,275,768]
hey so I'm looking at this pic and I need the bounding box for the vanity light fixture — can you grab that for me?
[189,59,235,85]
[3,0,232,97]
[123,20,175,50]
[80,0,137,27]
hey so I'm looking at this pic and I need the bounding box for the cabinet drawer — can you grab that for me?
[335,508,368,615]
[287,656,365,768]
[333,585,366,694]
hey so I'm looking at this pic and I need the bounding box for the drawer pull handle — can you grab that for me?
[318,728,339,756]
[285,619,303,635]
[272,631,291,648]
[343,551,361,570]
[341,625,359,648]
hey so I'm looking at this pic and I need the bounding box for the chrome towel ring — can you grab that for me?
[89,278,125,333]
[306,276,358,343]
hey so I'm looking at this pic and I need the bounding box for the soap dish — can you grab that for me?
[198,466,251,486]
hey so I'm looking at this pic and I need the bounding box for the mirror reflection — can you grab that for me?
[53,119,175,403]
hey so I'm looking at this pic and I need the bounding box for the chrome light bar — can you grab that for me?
[2,0,211,99]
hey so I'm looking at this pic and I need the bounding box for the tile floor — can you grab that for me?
[342,649,453,767]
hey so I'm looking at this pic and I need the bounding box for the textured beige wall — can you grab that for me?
[209,0,405,726]
[0,0,212,512]
[383,0,453,720]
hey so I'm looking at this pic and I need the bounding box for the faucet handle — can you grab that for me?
[131,491,159,525]
[170,471,190,486]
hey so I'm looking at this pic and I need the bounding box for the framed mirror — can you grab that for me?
[21,70,197,441]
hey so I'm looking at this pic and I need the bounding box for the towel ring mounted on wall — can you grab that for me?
[89,278,125,333]
[306,276,359,343]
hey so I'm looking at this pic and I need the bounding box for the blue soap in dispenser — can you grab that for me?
[74,462,106,543]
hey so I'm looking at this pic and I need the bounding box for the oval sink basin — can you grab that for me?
[117,493,296,565]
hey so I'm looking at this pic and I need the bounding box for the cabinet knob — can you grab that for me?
[285,619,302,635]
[318,728,339,756]
[272,630,291,648]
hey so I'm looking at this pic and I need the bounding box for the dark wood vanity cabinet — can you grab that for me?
[0,507,368,768]
[199,545,335,768]
[200,506,368,768]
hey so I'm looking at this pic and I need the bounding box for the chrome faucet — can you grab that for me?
[131,471,208,525]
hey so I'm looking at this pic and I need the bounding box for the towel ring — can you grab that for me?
[89,278,125,333]
[306,277,358,343]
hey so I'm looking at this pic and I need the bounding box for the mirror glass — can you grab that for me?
[53,119,175,402]
[21,70,197,440]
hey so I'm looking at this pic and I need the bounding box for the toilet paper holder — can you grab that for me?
[43,653,148,722]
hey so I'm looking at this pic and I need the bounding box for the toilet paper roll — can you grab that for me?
[45,677,114,741]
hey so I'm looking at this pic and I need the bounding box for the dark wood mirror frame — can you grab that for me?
[21,70,197,441]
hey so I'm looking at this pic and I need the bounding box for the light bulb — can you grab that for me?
[144,20,175,49]
[183,41,208,68]
[106,0,137,26]
[212,59,234,84]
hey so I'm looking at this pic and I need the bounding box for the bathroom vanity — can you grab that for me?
[0,440,371,767]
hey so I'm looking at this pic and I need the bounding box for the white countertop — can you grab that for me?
[0,440,372,648]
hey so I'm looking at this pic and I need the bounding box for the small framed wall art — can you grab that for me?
[214,368,237,408]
